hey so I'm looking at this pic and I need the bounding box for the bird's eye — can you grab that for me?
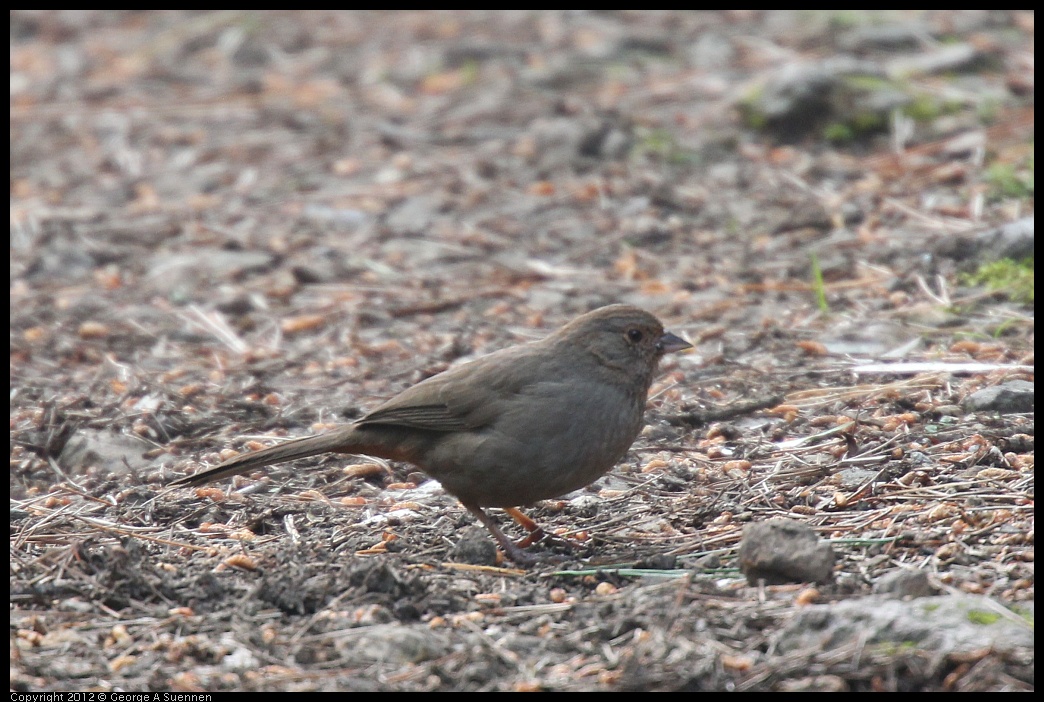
[627,328,643,343]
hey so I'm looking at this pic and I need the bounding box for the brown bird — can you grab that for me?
[171,304,690,564]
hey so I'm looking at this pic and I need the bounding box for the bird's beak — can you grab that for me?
[656,331,692,354]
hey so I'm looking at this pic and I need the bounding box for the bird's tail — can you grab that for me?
[169,429,357,488]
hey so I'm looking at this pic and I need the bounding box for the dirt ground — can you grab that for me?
[10,11,1034,691]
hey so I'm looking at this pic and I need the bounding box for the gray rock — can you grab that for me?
[962,380,1034,414]
[775,595,1033,657]
[738,519,835,585]
[873,568,936,599]
[335,624,451,665]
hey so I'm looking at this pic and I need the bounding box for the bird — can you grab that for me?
[171,304,691,564]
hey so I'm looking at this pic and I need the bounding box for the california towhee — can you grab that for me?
[171,305,691,564]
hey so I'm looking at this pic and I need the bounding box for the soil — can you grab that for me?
[11,11,1034,691]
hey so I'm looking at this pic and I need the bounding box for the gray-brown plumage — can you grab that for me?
[171,304,690,564]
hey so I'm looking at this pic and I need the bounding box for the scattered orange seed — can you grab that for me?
[78,321,109,339]
[94,268,122,290]
[642,458,669,473]
[514,682,543,693]
[161,368,187,383]
[386,482,417,491]
[639,279,671,295]
[594,582,618,596]
[828,444,849,458]
[950,340,981,355]
[106,624,131,647]
[572,182,600,201]
[17,629,43,646]
[22,327,45,342]
[332,158,360,176]
[280,314,326,334]
[420,69,465,94]
[927,503,958,522]
[179,383,203,398]
[721,460,752,474]
[223,554,258,571]
[194,487,226,501]
[344,463,386,479]
[340,496,367,506]
[549,588,567,603]
[976,467,1019,480]
[355,545,387,555]
[796,340,828,356]
[109,655,137,673]
[721,654,754,672]
[795,587,820,606]
[704,445,729,459]
[240,440,270,453]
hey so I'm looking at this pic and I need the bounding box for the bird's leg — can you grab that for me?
[461,503,540,566]
[504,507,582,551]
[503,507,546,545]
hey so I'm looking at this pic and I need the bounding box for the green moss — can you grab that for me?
[977,99,1001,125]
[963,257,1034,304]
[459,60,480,86]
[985,157,1034,201]
[632,128,699,165]
[1010,604,1034,626]
[810,253,829,312]
[841,74,895,92]
[966,609,1002,626]
[851,110,887,132]
[904,95,942,122]
[824,122,855,143]
[874,640,921,656]
[737,86,768,131]
[824,10,865,30]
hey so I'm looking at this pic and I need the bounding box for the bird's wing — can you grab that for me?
[357,344,547,432]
